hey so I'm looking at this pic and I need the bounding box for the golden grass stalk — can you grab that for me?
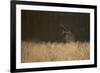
[21,41,90,63]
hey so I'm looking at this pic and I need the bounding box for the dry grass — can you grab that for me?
[21,41,90,63]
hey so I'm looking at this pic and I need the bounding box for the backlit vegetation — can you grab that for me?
[21,41,90,63]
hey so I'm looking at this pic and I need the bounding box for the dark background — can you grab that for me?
[21,10,90,42]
